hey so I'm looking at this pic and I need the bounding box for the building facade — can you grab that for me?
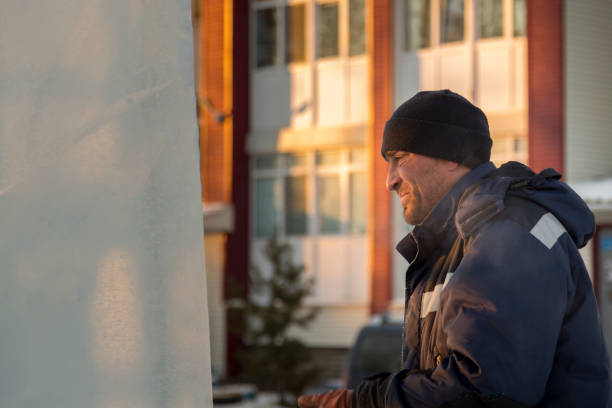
[196,0,612,379]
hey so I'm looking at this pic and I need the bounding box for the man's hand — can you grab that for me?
[297,389,354,408]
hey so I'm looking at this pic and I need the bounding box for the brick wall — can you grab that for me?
[527,0,564,175]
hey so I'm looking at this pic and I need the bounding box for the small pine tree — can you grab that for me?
[239,231,321,406]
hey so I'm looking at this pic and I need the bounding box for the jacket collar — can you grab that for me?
[396,162,496,263]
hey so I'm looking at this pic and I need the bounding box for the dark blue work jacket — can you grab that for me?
[353,162,611,407]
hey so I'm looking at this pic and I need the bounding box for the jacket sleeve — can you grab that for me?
[352,217,577,408]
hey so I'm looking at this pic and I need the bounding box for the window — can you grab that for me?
[253,0,365,67]
[440,0,464,43]
[479,0,503,39]
[318,175,341,233]
[286,4,306,63]
[350,172,366,233]
[404,0,430,51]
[254,154,278,170]
[252,149,367,238]
[318,3,339,58]
[349,0,366,56]
[513,0,526,37]
[349,149,366,234]
[256,7,277,67]
[255,178,280,237]
[286,175,308,234]
[316,150,341,166]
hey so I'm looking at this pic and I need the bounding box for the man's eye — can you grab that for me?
[396,153,411,162]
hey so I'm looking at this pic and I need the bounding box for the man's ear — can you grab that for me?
[444,161,461,171]
[444,160,471,176]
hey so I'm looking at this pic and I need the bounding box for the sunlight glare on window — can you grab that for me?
[286,175,308,235]
[286,4,306,63]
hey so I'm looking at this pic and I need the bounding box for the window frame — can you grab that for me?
[251,0,310,70]
[478,0,504,40]
[251,0,366,71]
[348,0,367,56]
[399,0,527,54]
[315,1,341,60]
[403,0,432,52]
[440,0,466,44]
[285,2,308,64]
[251,148,367,240]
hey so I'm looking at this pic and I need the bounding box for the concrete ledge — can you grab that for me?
[247,124,369,154]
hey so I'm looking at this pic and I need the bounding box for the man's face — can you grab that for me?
[385,151,454,225]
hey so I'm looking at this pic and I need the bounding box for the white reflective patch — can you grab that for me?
[530,212,566,250]
[421,272,454,317]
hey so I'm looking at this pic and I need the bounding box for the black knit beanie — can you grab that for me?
[381,90,492,168]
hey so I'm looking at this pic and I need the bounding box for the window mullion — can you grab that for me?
[503,0,513,39]
[278,154,287,237]
[277,4,285,66]
[341,150,350,234]
[339,0,348,58]
[308,152,318,237]
[250,158,256,239]
[431,0,441,48]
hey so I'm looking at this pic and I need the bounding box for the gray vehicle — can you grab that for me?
[346,317,403,389]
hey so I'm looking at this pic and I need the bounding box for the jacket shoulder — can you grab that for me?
[477,195,570,252]
[496,195,549,233]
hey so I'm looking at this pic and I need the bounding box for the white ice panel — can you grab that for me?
[0,1,212,406]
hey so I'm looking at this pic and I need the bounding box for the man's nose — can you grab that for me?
[386,166,399,192]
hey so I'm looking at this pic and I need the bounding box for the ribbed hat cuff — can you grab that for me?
[381,117,491,168]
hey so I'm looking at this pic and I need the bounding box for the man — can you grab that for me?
[299,90,611,407]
